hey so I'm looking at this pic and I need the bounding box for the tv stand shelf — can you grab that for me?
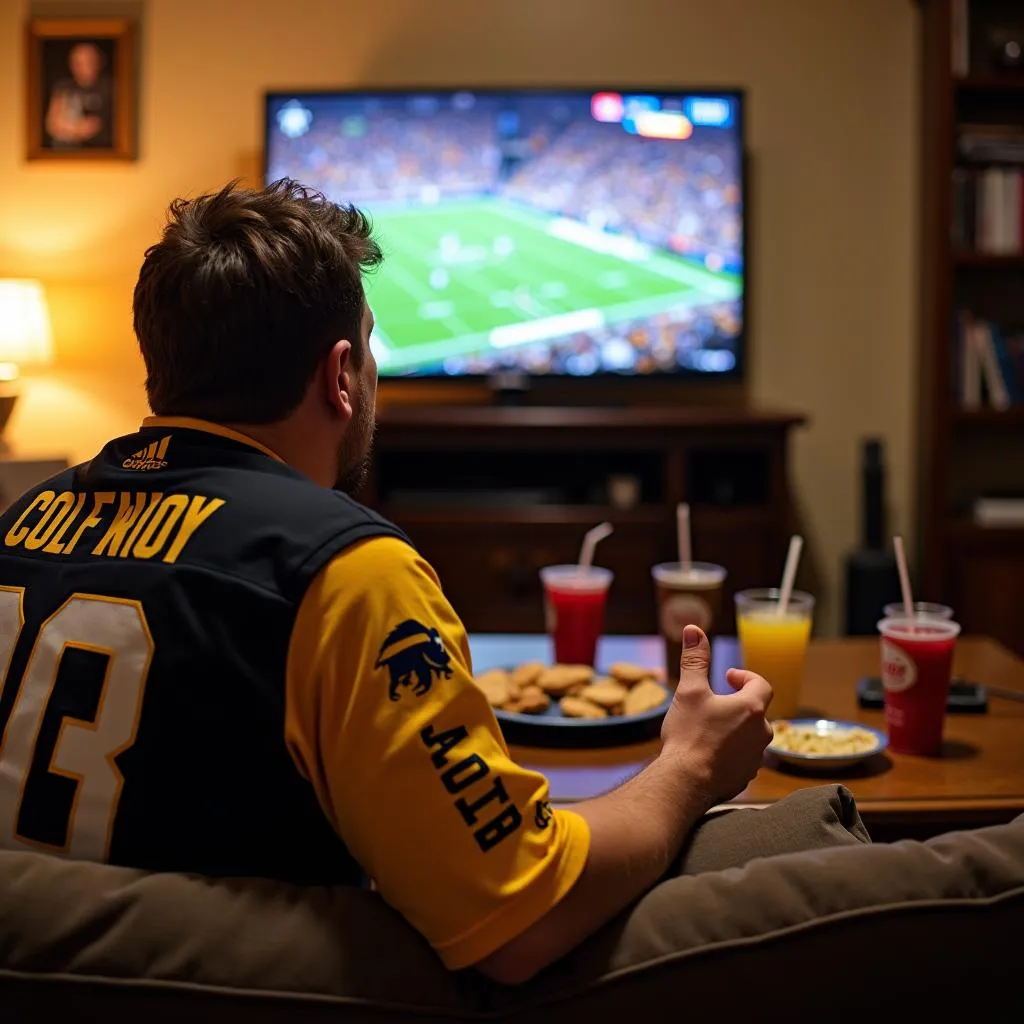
[361,405,807,635]
[377,505,670,527]
[373,405,802,431]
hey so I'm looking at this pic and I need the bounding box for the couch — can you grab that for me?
[2,785,1021,1021]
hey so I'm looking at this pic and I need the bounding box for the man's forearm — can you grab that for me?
[475,749,709,984]
[576,747,711,886]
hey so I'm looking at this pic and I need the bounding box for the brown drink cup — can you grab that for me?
[652,561,727,684]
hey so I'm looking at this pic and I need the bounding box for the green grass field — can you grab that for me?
[364,199,741,373]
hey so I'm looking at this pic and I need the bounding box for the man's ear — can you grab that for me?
[324,339,354,422]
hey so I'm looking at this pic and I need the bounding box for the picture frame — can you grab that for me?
[25,17,136,161]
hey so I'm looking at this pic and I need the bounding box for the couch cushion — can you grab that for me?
[509,815,1024,1021]
[1,789,1020,1022]
[0,784,861,1016]
[0,855,480,1020]
[675,782,870,874]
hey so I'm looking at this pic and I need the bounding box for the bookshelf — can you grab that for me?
[953,252,1024,266]
[953,405,1024,423]
[955,74,1024,91]
[918,0,1024,654]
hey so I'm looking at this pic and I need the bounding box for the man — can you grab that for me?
[0,180,772,984]
[45,41,113,148]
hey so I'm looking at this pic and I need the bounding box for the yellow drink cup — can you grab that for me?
[735,589,815,719]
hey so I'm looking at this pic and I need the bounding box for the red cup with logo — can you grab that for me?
[540,565,613,666]
[878,616,961,755]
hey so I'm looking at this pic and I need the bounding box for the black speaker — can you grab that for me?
[843,439,902,635]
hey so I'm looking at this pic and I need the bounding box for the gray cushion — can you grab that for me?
[675,782,870,874]
[1,786,1020,1022]
[515,815,1024,1020]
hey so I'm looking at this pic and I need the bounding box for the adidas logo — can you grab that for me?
[122,435,171,471]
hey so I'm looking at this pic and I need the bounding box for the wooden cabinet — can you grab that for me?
[945,523,1024,644]
[359,406,805,635]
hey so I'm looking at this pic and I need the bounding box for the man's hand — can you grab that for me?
[660,624,773,807]
[475,625,773,985]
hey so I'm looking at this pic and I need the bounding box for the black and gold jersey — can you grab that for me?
[0,419,404,884]
[0,417,590,970]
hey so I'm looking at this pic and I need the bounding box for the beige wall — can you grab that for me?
[0,0,918,632]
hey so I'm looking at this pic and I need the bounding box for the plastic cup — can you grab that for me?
[883,601,954,621]
[651,562,727,684]
[878,615,961,755]
[540,565,613,666]
[735,589,815,720]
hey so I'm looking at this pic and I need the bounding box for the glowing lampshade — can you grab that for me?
[0,279,54,378]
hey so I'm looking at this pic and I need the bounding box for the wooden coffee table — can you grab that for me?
[469,633,1024,838]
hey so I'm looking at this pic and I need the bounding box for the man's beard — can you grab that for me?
[334,380,376,496]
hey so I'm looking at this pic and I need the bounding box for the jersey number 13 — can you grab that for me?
[0,586,153,860]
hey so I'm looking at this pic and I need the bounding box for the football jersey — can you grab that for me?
[0,420,405,884]
[0,417,592,971]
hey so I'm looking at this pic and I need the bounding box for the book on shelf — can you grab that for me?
[953,313,1024,410]
[974,495,1024,527]
[951,164,1024,253]
[957,124,1024,163]
[951,0,969,76]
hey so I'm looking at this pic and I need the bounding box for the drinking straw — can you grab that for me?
[578,521,613,570]
[893,535,914,618]
[777,535,804,616]
[677,502,692,569]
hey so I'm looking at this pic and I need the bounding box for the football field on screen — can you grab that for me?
[364,200,741,373]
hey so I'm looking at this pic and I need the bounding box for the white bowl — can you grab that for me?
[767,718,888,772]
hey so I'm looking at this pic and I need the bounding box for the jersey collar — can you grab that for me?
[141,416,285,464]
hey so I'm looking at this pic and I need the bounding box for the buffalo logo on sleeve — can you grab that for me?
[375,619,453,701]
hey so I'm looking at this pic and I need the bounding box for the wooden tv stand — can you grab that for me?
[361,405,807,635]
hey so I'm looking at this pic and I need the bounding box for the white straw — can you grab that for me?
[578,521,613,570]
[676,503,692,569]
[893,535,914,618]
[776,535,803,616]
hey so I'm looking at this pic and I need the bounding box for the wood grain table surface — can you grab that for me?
[470,634,1024,832]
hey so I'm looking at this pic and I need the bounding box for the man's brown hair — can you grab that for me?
[133,178,382,423]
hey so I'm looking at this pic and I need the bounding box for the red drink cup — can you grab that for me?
[540,565,613,666]
[877,616,961,755]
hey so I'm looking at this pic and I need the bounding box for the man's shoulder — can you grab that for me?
[227,471,408,547]
[331,493,409,543]
[190,469,413,597]
[296,537,451,684]
[308,535,441,615]
[321,532,421,577]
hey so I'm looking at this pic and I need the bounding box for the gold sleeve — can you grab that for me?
[284,535,590,969]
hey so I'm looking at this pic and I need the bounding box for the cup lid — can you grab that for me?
[539,564,614,590]
[734,587,815,610]
[877,616,961,640]
[882,602,954,618]
[651,561,727,586]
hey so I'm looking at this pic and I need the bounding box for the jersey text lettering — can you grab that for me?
[3,490,225,564]
[420,723,523,852]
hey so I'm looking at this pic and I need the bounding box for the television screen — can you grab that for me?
[264,88,745,378]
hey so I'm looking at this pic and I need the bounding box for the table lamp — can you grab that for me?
[0,279,54,449]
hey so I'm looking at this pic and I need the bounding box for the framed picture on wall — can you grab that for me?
[25,17,136,161]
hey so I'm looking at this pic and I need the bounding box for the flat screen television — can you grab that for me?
[264,88,746,380]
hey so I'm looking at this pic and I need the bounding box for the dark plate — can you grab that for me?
[494,684,671,749]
